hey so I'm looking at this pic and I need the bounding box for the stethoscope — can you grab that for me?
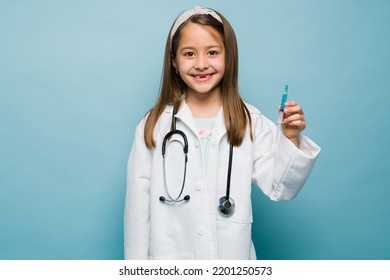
[159,111,236,217]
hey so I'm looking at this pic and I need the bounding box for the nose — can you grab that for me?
[195,54,209,70]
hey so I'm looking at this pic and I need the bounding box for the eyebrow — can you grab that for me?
[179,45,223,51]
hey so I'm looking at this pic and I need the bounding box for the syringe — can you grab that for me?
[276,85,288,143]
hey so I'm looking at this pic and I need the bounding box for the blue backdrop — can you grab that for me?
[1,0,389,259]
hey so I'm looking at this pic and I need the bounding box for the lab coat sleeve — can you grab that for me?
[124,118,152,259]
[252,114,320,201]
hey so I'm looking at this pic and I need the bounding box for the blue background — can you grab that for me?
[1,0,389,259]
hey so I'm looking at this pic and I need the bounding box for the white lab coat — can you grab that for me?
[124,100,320,260]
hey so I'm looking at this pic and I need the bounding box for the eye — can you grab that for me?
[184,51,195,57]
[208,50,218,56]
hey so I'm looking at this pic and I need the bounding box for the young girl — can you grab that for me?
[124,6,320,260]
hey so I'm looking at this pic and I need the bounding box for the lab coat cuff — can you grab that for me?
[273,134,320,200]
[279,134,320,160]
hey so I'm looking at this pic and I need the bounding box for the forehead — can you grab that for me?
[178,22,224,48]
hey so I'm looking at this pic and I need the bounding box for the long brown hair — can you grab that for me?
[144,9,252,148]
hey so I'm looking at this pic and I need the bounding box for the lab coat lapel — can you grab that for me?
[174,101,198,137]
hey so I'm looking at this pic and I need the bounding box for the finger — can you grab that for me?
[284,116,306,127]
[283,122,306,134]
[284,104,304,116]
[284,109,303,120]
[285,101,297,107]
[284,113,305,124]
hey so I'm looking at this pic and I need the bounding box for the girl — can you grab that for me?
[124,6,320,260]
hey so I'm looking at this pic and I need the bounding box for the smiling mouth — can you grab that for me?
[192,73,214,81]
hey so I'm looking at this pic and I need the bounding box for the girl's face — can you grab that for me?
[173,22,225,100]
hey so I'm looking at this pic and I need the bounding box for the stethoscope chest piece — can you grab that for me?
[218,196,235,217]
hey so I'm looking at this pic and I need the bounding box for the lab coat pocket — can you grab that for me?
[216,150,253,224]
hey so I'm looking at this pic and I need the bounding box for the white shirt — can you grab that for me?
[124,100,320,259]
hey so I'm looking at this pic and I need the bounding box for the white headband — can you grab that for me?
[170,6,223,40]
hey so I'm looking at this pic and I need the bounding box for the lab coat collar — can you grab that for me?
[174,100,197,137]
[173,99,227,144]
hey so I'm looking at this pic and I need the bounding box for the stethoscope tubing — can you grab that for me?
[161,127,189,203]
[162,145,188,201]
[160,112,235,216]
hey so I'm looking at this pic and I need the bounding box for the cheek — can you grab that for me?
[216,56,226,72]
[217,61,226,75]
[176,60,192,72]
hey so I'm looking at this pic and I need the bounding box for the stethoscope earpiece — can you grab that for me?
[159,195,190,203]
[218,196,235,216]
